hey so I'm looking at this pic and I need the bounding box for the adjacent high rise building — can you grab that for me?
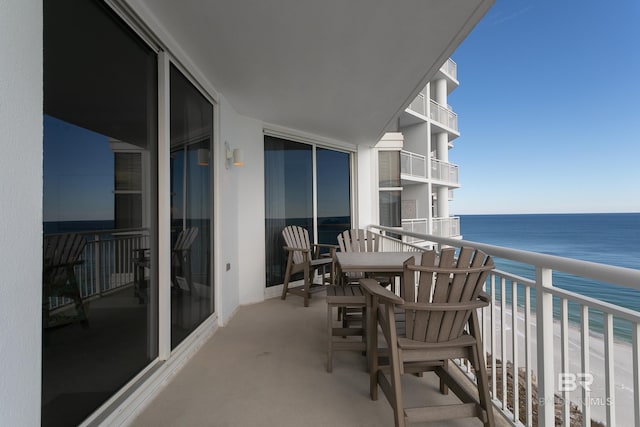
[376,58,462,245]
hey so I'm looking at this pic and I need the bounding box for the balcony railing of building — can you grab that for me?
[45,229,149,311]
[430,158,459,185]
[400,150,427,180]
[407,92,426,117]
[401,217,461,243]
[439,58,457,81]
[430,99,458,131]
[368,224,640,427]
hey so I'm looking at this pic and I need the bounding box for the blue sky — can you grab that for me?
[448,0,640,215]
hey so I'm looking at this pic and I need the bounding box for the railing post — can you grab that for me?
[535,267,555,425]
[94,233,102,296]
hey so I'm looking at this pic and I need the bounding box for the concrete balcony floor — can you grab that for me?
[131,292,503,427]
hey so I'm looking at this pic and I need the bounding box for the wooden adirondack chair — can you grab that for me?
[171,227,199,292]
[361,247,495,427]
[281,225,336,307]
[336,228,393,287]
[42,233,88,328]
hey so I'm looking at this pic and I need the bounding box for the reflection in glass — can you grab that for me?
[264,138,352,287]
[264,137,313,287]
[317,148,351,246]
[378,151,401,187]
[42,1,158,426]
[170,65,214,348]
[379,191,402,227]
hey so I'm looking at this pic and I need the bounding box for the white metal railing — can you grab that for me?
[430,158,459,185]
[430,100,458,131]
[407,92,426,116]
[432,216,460,238]
[401,217,460,242]
[400,150,427,180]
[368,224,640,427]
[46,229,149,311]
[440,58,457,81]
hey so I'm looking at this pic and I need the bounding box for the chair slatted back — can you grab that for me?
[43,234,86,284]
[337,229,379,253]
[402,247,494,343]
[174,227,199,251]
[282,225,311,265]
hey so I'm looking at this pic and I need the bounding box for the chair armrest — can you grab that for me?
[359,278,404,305]
[478,291,490,303]
[401,299,490,311]
[283,246,310,253]
[314,243,339,250]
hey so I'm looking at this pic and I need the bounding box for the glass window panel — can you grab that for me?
[379,150,400,187]
[317,148,351,247]
[115,152,142,191]
[169,65,214,349]
[380,191,401,227]
[42,1,158,426]
[264,136,313,287]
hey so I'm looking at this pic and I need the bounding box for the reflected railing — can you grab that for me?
[368,224,640,427]
[45,229,149,311]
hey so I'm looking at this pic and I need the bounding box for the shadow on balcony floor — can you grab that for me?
[132,293,499,427]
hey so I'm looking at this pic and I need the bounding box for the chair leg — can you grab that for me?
[470,313,495,427]
[281,255,294,300]
[440,359,449,395]
[303,263,310,307]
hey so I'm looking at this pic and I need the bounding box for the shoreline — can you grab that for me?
[484,304,633,426]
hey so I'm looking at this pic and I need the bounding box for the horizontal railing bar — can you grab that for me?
[546,285,640,323]
[371,225,640,290]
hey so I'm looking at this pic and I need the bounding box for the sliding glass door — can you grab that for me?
[264,136,352,287]
[43,1,158,425]
[169,65,214,348]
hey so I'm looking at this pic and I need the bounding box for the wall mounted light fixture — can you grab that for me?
[225,141,244,169]
[197,148,209,166]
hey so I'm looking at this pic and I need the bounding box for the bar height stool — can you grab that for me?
[326,285,367,372]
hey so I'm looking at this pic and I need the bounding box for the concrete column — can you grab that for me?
[434,78,447,106]
[435,132,448,163]
[436,186,449,218]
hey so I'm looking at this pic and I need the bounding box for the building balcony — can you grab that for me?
[43,226,640,427]
[430,100,458,133]
[431,158,459,187]
[400,150,427,183]
[400,151,459,188]
[439,58,458,82]
[406,91,427,118]
[401,216,461,243]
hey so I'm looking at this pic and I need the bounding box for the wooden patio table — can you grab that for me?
[328,251,422,371]
[334,251,422,286]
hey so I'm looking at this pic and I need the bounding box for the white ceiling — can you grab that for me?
[136,0,493,145]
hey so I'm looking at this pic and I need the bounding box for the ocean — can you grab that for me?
[460,213,640,341]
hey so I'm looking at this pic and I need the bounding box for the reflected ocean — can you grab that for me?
[460,213,640,341]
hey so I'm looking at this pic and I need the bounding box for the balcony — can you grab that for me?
[406,92,427,118]
[439,58,458,82]
[46,225,640,427]
[129,227,640,426]
[430,100,458,132]
[431,158,459,186]
[401,216,461,243]
[400,150,427,182]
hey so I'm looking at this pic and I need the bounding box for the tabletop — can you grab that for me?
[334,251,422,273]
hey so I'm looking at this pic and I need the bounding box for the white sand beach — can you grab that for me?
[483,304,634,426]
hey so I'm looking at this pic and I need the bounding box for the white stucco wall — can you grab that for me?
[356,145,378,228]
[217,96,266,322]
[0,0,43,424]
